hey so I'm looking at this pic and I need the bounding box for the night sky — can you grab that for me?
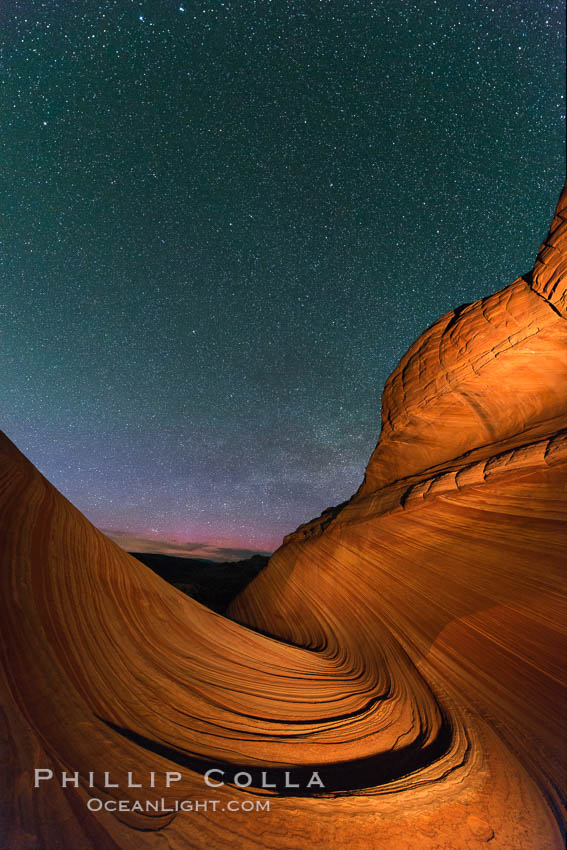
[2,1,565,559]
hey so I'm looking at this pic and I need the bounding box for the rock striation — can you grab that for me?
[1,183,566,849]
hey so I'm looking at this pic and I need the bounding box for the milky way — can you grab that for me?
[2,0,564,557]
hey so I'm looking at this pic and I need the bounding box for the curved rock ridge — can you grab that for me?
[284,428,567,544]
[531,182,567,316]
[1,183,566,849]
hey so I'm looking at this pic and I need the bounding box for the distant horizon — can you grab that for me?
[103,529,272,563]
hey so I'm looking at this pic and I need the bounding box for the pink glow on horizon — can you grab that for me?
[101,528,276,562]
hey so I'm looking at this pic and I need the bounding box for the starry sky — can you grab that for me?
[2,1,565,559]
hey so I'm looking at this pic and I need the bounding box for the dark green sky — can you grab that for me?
[2,0,565,557]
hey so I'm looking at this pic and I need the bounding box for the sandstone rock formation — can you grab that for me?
[1,183,565,849]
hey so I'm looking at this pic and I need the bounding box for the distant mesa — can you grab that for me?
[1,183,565,848]
[129,551,269,613]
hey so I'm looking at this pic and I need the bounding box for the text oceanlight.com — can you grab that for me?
[86,798,270,813]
